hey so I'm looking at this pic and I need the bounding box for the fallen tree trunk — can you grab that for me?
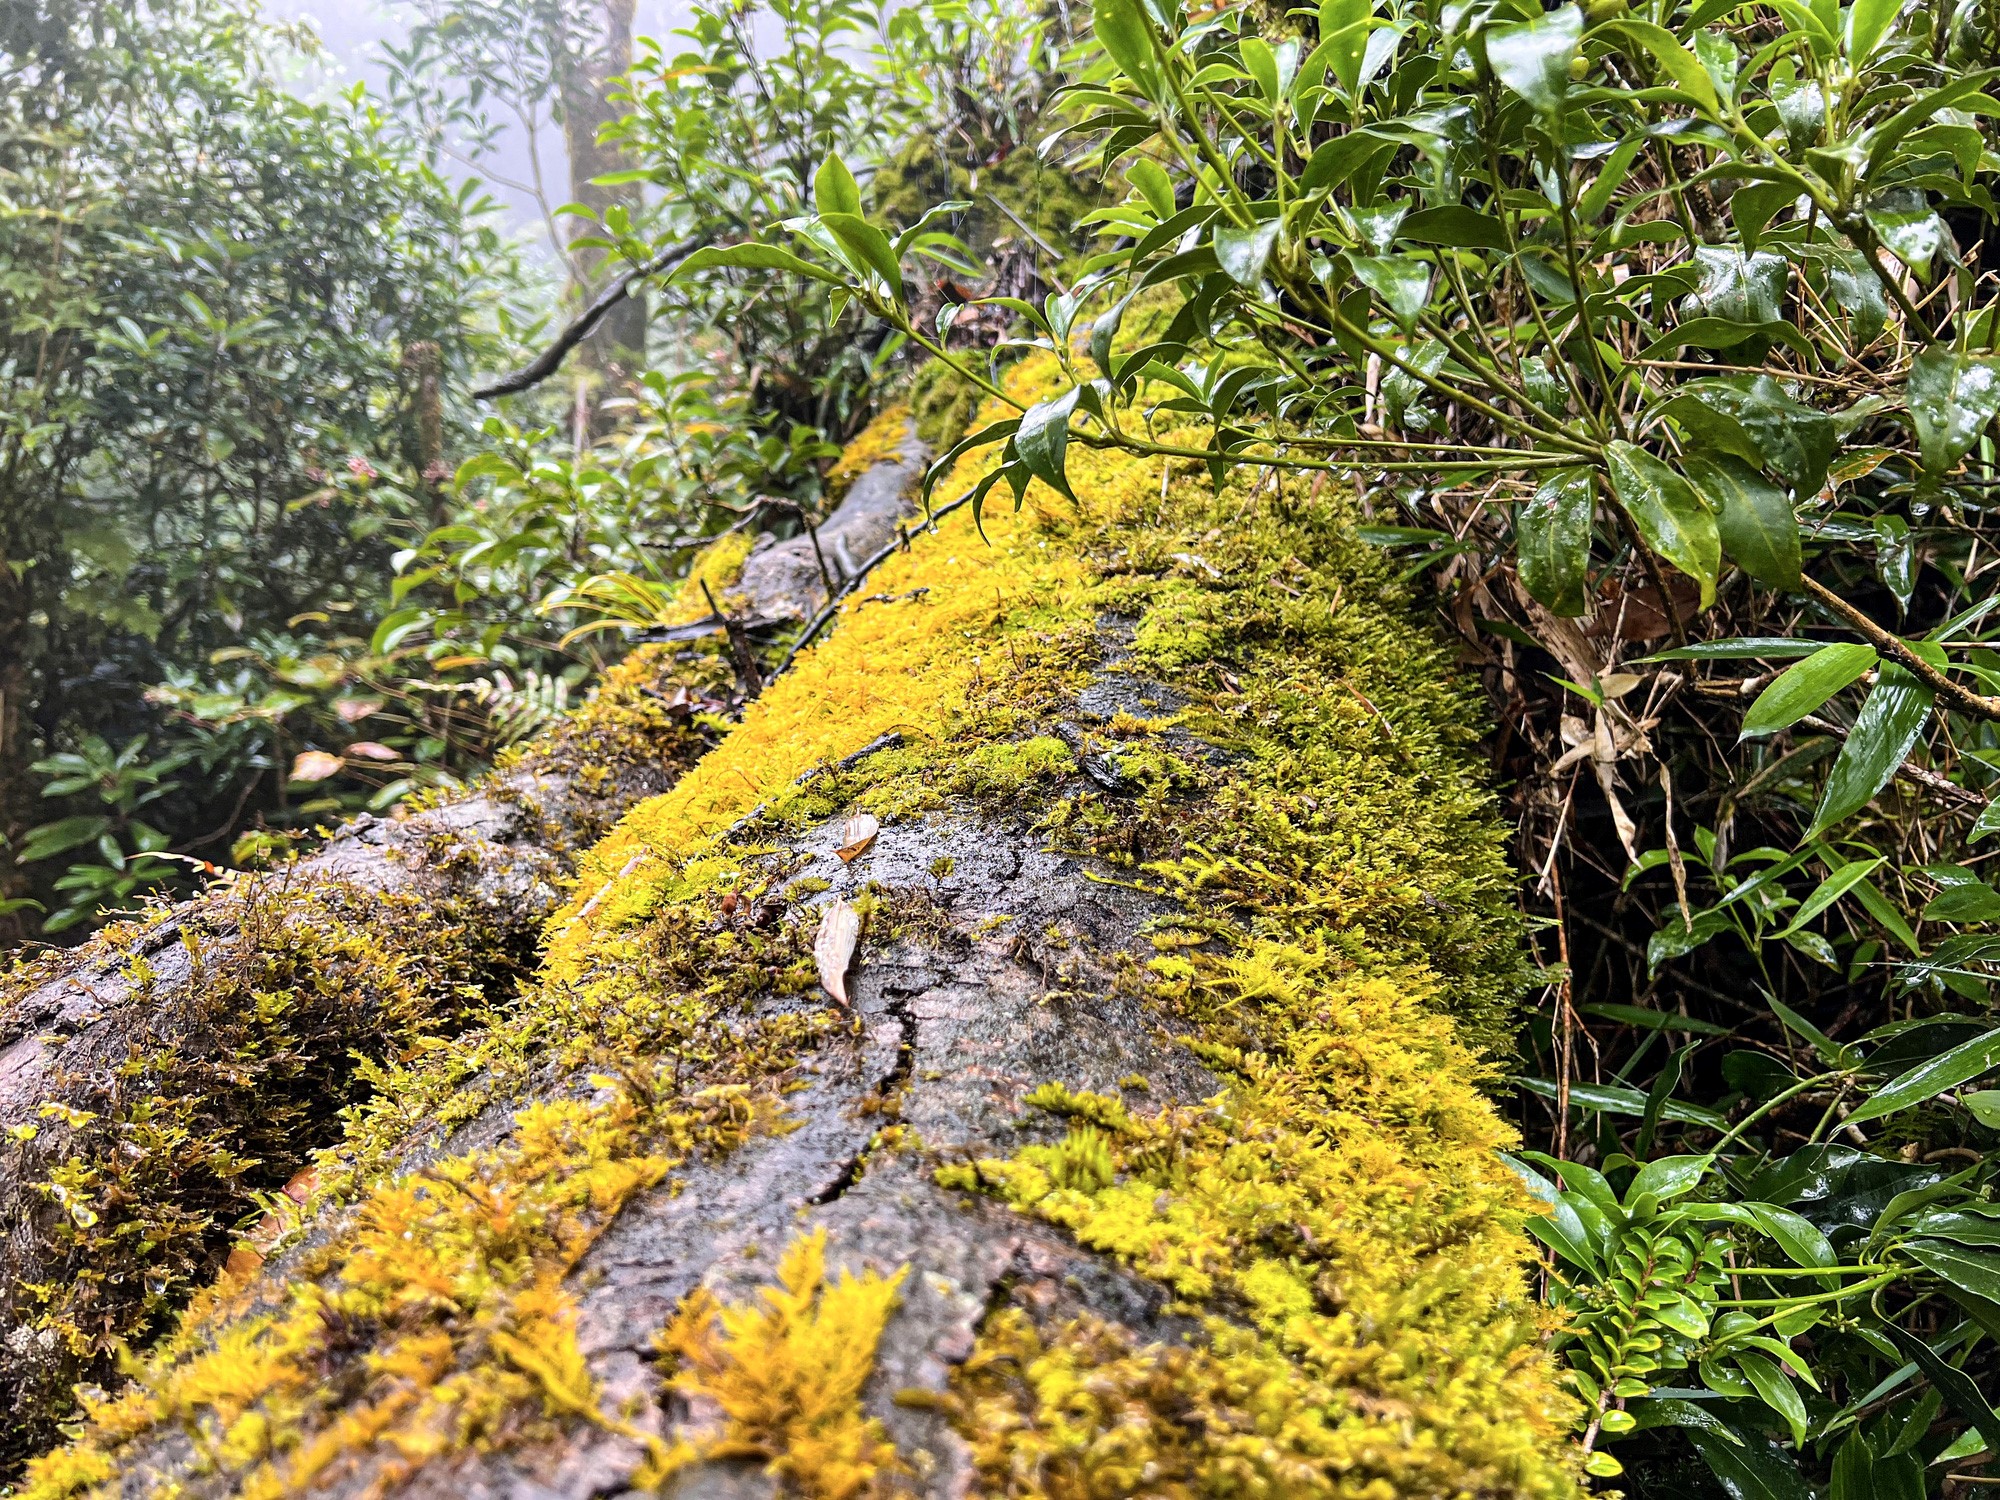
[18,378,1582,1499]
[0,438,928,1472]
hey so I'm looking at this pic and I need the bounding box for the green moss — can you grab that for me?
[868,139,1102,283]
[909,357,984,453]
[16,863,843,1500]
[0,878,525,1473]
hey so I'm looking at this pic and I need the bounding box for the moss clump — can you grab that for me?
[649,1228,909,1499]
[17,880,840,1499]
[25,357,1573,1496]
[672,530,756,620]
[0,878,524,1474]
[822,403,915,501]
[909,357,983,453]
[943,974,1573,1497]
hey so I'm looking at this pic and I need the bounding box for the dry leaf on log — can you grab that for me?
[290,750,342,782]
[836,811,880,863]
[815,897,861,1006]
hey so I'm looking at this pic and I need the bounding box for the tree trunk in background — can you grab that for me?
[560,0,645,424]
[0,557,30,948]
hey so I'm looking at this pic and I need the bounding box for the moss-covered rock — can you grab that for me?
[18,378,1577,1498]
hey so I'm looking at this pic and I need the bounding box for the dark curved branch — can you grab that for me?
[472,234,708,401]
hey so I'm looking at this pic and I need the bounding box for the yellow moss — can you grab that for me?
[648,1228,909,1500]
[27,344,1576,1497]
[668,528,757,624]
[821,404,913,499]
[546,366,1107,978]
[19,955,821,1500]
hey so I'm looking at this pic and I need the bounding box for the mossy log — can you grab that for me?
[16,376,1582,1499]
[0,438,930,1473]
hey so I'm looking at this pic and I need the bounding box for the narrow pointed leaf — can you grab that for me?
[1804,662,1933,839]
[1739,643,1877,739]
[1849,1027,2000,1124]
[813,154,862,217]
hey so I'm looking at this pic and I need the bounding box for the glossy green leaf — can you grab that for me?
[1882,1324,2000,1456]
[1348,254,1430,330]
[1688,1424,1816,1500]
[1912,1248,2000,1304]
[1687,453,1800,588]
[1739,643,1877,739]
[1502,1155,1598,1269]
[1513,468,1594,617]
[1660,376,1835,496]
[1867,187,1945,275]
[1485,4,1582,115]
[1966,1090,2000,1127]
[1511,1075,1732,1128]
[1013,387,1082,505]
[1827,250,1889,348]
[1627,1153,1715,1204]
[1803,663,1934,841]
[1775,855,1886,936]
[1746,1203,1837,1271]
[812,154,862,218]
[1606,441,1720,608]
[674,243,846,286]
[1844,0,1902,59]
[1092,0,1159,93]
[1239,36,1280,98]
[819,212,903,297]
[1735,1352,1809,1445]
[1604,19,1719,111]
[1908,348,2000,475]
[1317,0,1372,95]
[1397,205,1511,249]
[1124,159,1174,218]
[1922,882,2000,922]
[1214,221,1280,287]
[1644,638,1825,661]
[1682,246,1788,324]
[1849,1026,2000,1124]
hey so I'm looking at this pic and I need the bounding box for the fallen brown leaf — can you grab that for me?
[289,750,342,782]
[815,898,862,1006]
[836,811,880,863]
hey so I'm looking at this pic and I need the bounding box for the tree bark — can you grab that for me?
[558,0,645,421]
[0,557,31,948]
[11,405,1579,1499]
[0,439,928,1474]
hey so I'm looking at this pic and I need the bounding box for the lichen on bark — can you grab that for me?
[17,365,1580,1498]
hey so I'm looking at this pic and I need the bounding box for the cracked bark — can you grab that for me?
[0,435,929,1471]
[100,645,1215,1500]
